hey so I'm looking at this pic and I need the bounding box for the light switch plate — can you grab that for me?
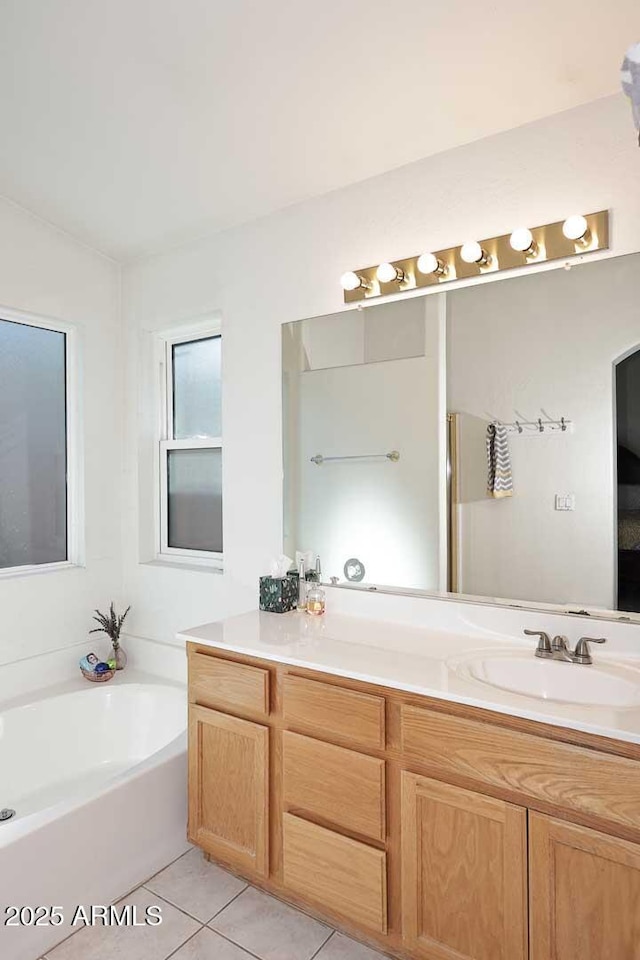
[555,494,575,511]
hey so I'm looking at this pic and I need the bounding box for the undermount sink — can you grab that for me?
[451,652,640,707]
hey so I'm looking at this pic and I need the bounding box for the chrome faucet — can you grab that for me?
[524,630,606,665]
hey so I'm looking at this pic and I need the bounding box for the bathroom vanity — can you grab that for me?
[182,610,640,960]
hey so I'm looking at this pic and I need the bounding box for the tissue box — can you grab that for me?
[259,575,297,613]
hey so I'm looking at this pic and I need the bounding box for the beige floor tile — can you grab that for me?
[314,932,390,960]
[210,887,332,960]
[169,927,257,960]
[46,887,199,960]
[146,847,247,922]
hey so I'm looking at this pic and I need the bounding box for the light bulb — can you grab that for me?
[376,262,404,284]
[460,241,490,266]
[417,252,447,277]
[562,215,589,243]
[510,227,537,257]
[340,271,368,292]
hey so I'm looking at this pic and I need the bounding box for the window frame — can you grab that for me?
[157,326,223,566]
[0,306,83,579]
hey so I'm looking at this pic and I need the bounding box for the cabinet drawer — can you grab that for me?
[283,731,385,841]
[401,705,640,835]
[283,675,385,750]
[283,813,387,933]
[189,650,269,716]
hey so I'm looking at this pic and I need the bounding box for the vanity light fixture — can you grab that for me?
[417,252,447,277]
[460,241,491,267]
[509,227,538,258]
[376,262,406,284]
[340,270,372,292]
[562,214,591,247]
[340,210,609,303]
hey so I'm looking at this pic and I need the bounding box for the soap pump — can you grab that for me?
[297,558,307,610]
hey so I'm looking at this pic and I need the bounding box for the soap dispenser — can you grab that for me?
[306,582,325,616]
[306,559,325,616]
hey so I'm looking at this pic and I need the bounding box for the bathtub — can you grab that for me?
[0,675,189,960]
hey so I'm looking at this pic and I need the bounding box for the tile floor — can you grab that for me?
[40,846,390,960]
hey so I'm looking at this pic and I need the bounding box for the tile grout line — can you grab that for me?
[161,923,205,960]
[47,889,201,958]
[204,882,250,924]
[207,887,335,960]
[151,873,323,960]
[142,878,249,926]
[45,848,197,953]
[309,928,336,959]
[140,845,195,890]
[205,925,273,960]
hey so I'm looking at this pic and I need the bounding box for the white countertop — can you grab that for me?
[177,609,640,747]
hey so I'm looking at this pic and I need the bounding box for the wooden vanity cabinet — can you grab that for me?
[187,641,640,960]
[188,704,269,877]
[529,813,640,960]
[401,773,528,960]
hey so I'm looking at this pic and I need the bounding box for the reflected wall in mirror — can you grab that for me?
[282,252,640,621]
[282,298,446,591]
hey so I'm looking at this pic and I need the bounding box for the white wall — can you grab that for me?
[122,94,640,646]
[448,255,640,608]
[0,199,122,666]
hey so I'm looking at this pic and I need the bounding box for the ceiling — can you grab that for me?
[0,1,636,260]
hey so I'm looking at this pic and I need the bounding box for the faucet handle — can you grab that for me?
[524,629,552,656]
[573,636,607,665]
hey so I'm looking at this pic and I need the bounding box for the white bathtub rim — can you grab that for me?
[0,673,187,849]
[0,667,184,714]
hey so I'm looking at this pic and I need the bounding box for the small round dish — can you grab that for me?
[80,667,115,683]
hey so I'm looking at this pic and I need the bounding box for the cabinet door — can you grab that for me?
[188,704,269,877]
[401,772,527,960]
[530,813,640,960]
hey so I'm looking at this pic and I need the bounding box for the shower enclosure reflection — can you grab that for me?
[282,297,446,591]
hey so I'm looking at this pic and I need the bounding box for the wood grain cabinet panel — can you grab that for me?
[188,705,269,877]
[530,813,640,960]
[401,772,528,960]
[401,704,640,834]
[189,650,269,716]
[283,674,385,750]
[283,813,387,933]
[283,731,385,841]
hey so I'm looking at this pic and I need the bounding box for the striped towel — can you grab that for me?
[486,423,513,498]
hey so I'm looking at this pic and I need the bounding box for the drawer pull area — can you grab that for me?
[283,731,385,842]
[283,813,387,933]
[283,675,385,750]
[189,650,269,716]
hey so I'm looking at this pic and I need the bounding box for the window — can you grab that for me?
[159,332,222,560]
[0,316,69,571]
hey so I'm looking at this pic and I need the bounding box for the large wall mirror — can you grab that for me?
[282,252,640,622]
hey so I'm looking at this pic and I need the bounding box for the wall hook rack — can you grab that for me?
[492,414,573,435]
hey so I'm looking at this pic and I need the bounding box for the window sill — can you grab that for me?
[0,560,84,581]
[142,557,224,575]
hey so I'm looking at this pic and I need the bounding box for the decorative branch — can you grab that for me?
[89,602,131,647]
